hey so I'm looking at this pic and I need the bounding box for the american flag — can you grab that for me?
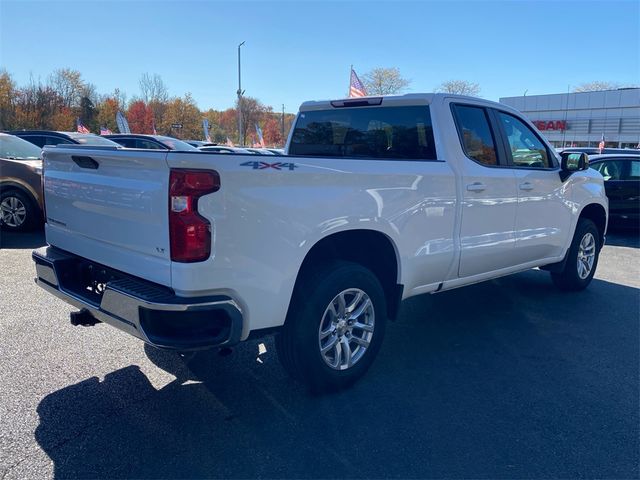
[225,137,235,147]
[100,126,113,135]
[349,68,367,98]
[598,133,605,152]
[76,118,90,134]
[152,121,158,135]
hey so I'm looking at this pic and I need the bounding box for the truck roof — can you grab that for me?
[299,93,507,112]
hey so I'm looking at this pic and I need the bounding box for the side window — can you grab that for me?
[114,138,135,148]
[135,139,164,149]
[20,136,45,147]
[591,160,625,180]
[452,104,498,166]
[497,112,551,168]
[43,136,72,146]
[627,161,640,180]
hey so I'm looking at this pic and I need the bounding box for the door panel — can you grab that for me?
[494,110,572,262]
[512,169,573,261]
[450,103,519,278]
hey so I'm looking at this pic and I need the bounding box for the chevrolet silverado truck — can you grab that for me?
[33,94,608,392]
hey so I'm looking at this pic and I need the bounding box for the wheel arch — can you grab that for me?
[0,179,40,206]
[290,229,403,321]
[578,203,607,248]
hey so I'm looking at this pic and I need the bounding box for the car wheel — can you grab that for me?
[0,190,39,232]
[551,218,600,291]
[276,261,387,393]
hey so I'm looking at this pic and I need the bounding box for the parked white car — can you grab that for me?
[33,93,607,392]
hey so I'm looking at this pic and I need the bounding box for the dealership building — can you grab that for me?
[499,88,640,149]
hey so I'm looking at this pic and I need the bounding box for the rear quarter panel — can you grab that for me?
[166,151,458,337]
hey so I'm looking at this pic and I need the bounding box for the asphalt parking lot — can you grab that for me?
[1,228,638,479]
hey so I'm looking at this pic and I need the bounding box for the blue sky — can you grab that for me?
[1,0,638,112]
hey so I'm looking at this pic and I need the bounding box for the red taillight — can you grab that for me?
[169,169,220,263]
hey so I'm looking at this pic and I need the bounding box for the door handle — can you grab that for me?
[466,182,486,192]
[71,155,99,169]
[519,182,534,191]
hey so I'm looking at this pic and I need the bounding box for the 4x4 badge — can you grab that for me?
[240,161,298,171]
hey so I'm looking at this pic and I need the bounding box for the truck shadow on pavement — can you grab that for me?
[34,270,639,479]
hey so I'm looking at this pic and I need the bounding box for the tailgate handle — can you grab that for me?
[72,156,99,169]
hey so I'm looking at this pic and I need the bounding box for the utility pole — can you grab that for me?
[237,41,245,145]
[281,104,285,145]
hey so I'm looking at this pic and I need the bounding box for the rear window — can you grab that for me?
[289,105,437,160]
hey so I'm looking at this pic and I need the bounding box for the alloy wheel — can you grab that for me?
[1,196,27,228]
[318,288,375,371]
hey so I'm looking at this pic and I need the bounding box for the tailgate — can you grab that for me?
[43,146,172,286]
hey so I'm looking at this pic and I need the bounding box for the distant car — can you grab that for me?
[198,146,258,154]
[244,148,276,155]
[0,133,44,231]
[560,147,638,156]
[185,140,217,148]
[8,130,121,148]
[589,154,640,224]
[104,134,198,151]
[267,148,285,155]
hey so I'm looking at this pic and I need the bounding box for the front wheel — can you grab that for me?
[276,261,387,393]
[551,218,601,291]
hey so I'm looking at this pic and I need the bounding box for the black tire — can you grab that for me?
[551,218,601,291]
[276,261,387,393]
[0,189,39,232]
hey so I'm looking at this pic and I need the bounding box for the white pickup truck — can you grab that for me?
[33,93,607,392]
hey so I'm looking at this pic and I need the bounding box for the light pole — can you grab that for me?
[237,41,245,145]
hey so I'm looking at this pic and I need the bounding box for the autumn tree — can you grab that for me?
[362,67,411,95]
[13,77,68,130]
[217,108,239,143]
[436,80,481,96]
[96,97,120,132]
[236,96,271,145]
[140,73,169,130]
[48,68,85,108]
[127,100,154,134]
[0,69,16,129]
[162,93,201,139]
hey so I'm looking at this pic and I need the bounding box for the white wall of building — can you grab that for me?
[500,88,640,148]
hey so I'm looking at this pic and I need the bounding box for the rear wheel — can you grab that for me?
[276,261,387,393]
[551,218,600,291]
[0,189,39,232]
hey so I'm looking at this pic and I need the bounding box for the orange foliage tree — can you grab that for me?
[127,100,154,134]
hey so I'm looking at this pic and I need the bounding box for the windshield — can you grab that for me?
[155,136,198,151]
[66,133,121,146]
[0,134,42,160]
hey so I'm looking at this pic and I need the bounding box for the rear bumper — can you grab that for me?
[32,247,243,350]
